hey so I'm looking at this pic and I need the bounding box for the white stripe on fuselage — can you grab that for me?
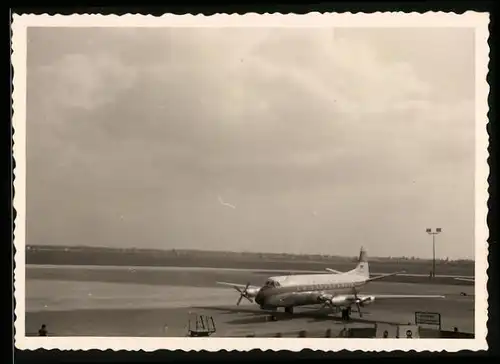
[269,272,367,287]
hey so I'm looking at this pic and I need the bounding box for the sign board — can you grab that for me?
[398,325,420,339]
[375,323,398,338]
[415,311,441,329]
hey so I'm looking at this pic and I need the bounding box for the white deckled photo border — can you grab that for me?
[11,11,490,352]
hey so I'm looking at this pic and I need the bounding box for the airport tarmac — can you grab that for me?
[24,266,475,338]
[26,264,474,286]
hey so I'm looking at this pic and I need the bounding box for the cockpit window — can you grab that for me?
[264,280,280,288]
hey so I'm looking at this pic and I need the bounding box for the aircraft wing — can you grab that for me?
[315,292,445,318]
[216,281,261,290]
[366,270,406,282]
[317,292,445,307]
[357,294,445,300]
[455,277,474,282]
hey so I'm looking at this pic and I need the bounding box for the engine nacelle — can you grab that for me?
[318,294,350,306]
[330,296,351,305]
[246,287,260,298]
[319,294,376,308]
[359,296,375,306]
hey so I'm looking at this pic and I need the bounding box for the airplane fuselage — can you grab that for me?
[255,273,368,309]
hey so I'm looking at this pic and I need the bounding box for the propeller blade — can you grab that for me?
[235,282,252,306]
[351,287,363,318]
[322,299,336,312]
[356,302,363,317]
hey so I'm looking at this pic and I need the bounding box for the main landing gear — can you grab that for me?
[265,306,352,321]
[265,307,294,321]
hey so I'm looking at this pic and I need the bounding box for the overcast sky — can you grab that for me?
[26,26,476,259]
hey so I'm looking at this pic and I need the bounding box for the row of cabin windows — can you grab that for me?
[265,282,361,291]
[299,282,359,291]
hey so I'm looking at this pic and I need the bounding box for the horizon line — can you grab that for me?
[25,243,476,263]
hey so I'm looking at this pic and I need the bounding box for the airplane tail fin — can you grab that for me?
[350,247,370,278]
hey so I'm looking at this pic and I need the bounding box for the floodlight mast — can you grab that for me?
[426,228,442,278]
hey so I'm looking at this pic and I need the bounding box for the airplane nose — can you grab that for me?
[255,289,264,306]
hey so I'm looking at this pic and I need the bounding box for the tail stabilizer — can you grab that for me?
[348,247,370,278]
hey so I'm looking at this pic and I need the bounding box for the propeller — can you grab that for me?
[318,294,340,313]
[319,291,368,318]
[320,300,331,310]
[321,301,341,314]
[351,288,363,318]
[234,283,254,306]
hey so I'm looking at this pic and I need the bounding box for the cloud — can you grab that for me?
[25,27,476,259]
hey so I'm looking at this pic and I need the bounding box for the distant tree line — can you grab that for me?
[25,245,475,263]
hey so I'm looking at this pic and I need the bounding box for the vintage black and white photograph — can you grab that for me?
[12,12,490,352]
